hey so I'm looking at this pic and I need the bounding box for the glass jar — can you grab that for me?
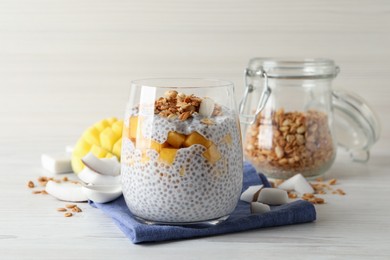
[121,78,243,225]
[240,58,380,179]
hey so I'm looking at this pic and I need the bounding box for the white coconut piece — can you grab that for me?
[41,153,73,174]
[257,188,289,205]
[81,185,122,203]
[78,167,121,186]
[277,174,301,191]
[45,180,88,202]
[240,185,264,202]
[81,152,120,176]
[250,202,271,214]
[199,97,215,117]
[294,175,315,194]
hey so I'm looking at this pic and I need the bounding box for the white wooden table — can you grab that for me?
[1,0,390,259]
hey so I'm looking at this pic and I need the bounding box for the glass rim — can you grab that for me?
[250,57,335,66]
[248,57,339,79]
[130,78,234,89]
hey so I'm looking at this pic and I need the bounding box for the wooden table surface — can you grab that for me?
[1,0,390,259]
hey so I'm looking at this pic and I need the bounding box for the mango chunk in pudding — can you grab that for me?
[202,143,222,164]
[159,147,178,164]
[129,116,139,140]
[183,131,212,148]
[166,131,186,148]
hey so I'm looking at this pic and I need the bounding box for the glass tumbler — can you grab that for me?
[121,78,243,225]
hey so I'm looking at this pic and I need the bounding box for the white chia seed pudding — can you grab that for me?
[121,97,243,223]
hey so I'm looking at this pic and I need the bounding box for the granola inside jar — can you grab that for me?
[240,58,339,179]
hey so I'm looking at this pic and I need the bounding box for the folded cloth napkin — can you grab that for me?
[90,162,316,244]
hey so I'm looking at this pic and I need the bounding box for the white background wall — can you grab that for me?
[0,0,389,154]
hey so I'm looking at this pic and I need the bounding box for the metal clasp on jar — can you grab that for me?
[239,68,272,125]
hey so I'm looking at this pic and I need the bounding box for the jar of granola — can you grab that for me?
[240,58,380,179]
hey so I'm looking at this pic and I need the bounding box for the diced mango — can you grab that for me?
[94,119,110,132]
[159,148,178,165]
[71,118,124,174]
[141,151,150,163]
[183,131,212,148]
[82,127,101,146]
[105,152,115,158]
[150,140,167,152]
[90,145,108,158]
[222,134,232,145]
[179,166,185,176]
[202,144,222,164]
[112,138,122,158]
[73,138,92,157]
[100,127,120,151]
[166,131,186,148]
[129,116,139,139]
[112,120,124,136]
[106,117,117,124]
[71,154,85,173]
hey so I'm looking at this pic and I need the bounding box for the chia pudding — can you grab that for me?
[121,91,243,223]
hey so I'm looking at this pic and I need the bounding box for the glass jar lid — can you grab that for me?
[247,58,340,79]
[332,89,381,162]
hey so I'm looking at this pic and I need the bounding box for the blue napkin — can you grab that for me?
[90,163,316,244]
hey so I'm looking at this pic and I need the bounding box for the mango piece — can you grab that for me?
[183,131,212,148]
[100,127,120,151]
[166,131,186,148]
[71,154,85,173]
[73,138,92,157]
[202,144,222,164]
[71,118,124,173]
[112,138,122,158]
[159,148,178,165]
[83,127,101,146]
[129,116,139,139]
[222,134,232,145]
[106,117,117,124]
[94,119,110,132]
[90,145,108,158]
[105,152,115,158]
[112,120,124,136]
[150,140,168,152]
[141,151,150,163]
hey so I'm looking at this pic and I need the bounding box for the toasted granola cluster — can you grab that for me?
[154,90,222,121]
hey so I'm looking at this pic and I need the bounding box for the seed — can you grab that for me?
[57,208,67,212]
[64,213,73,217]
[66,204,77,209]
[27,181,35,188]
[41,190,48,195]
[32,190,42,194]
[71,206,82,213]
[315,198,325,204]
[275,146,284,158]
[288,193,297,199]
[296,126,306,134]
[200,118,215,125]
[303,193,314,198]
[328,178,337,185]
[62,176,69,182]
